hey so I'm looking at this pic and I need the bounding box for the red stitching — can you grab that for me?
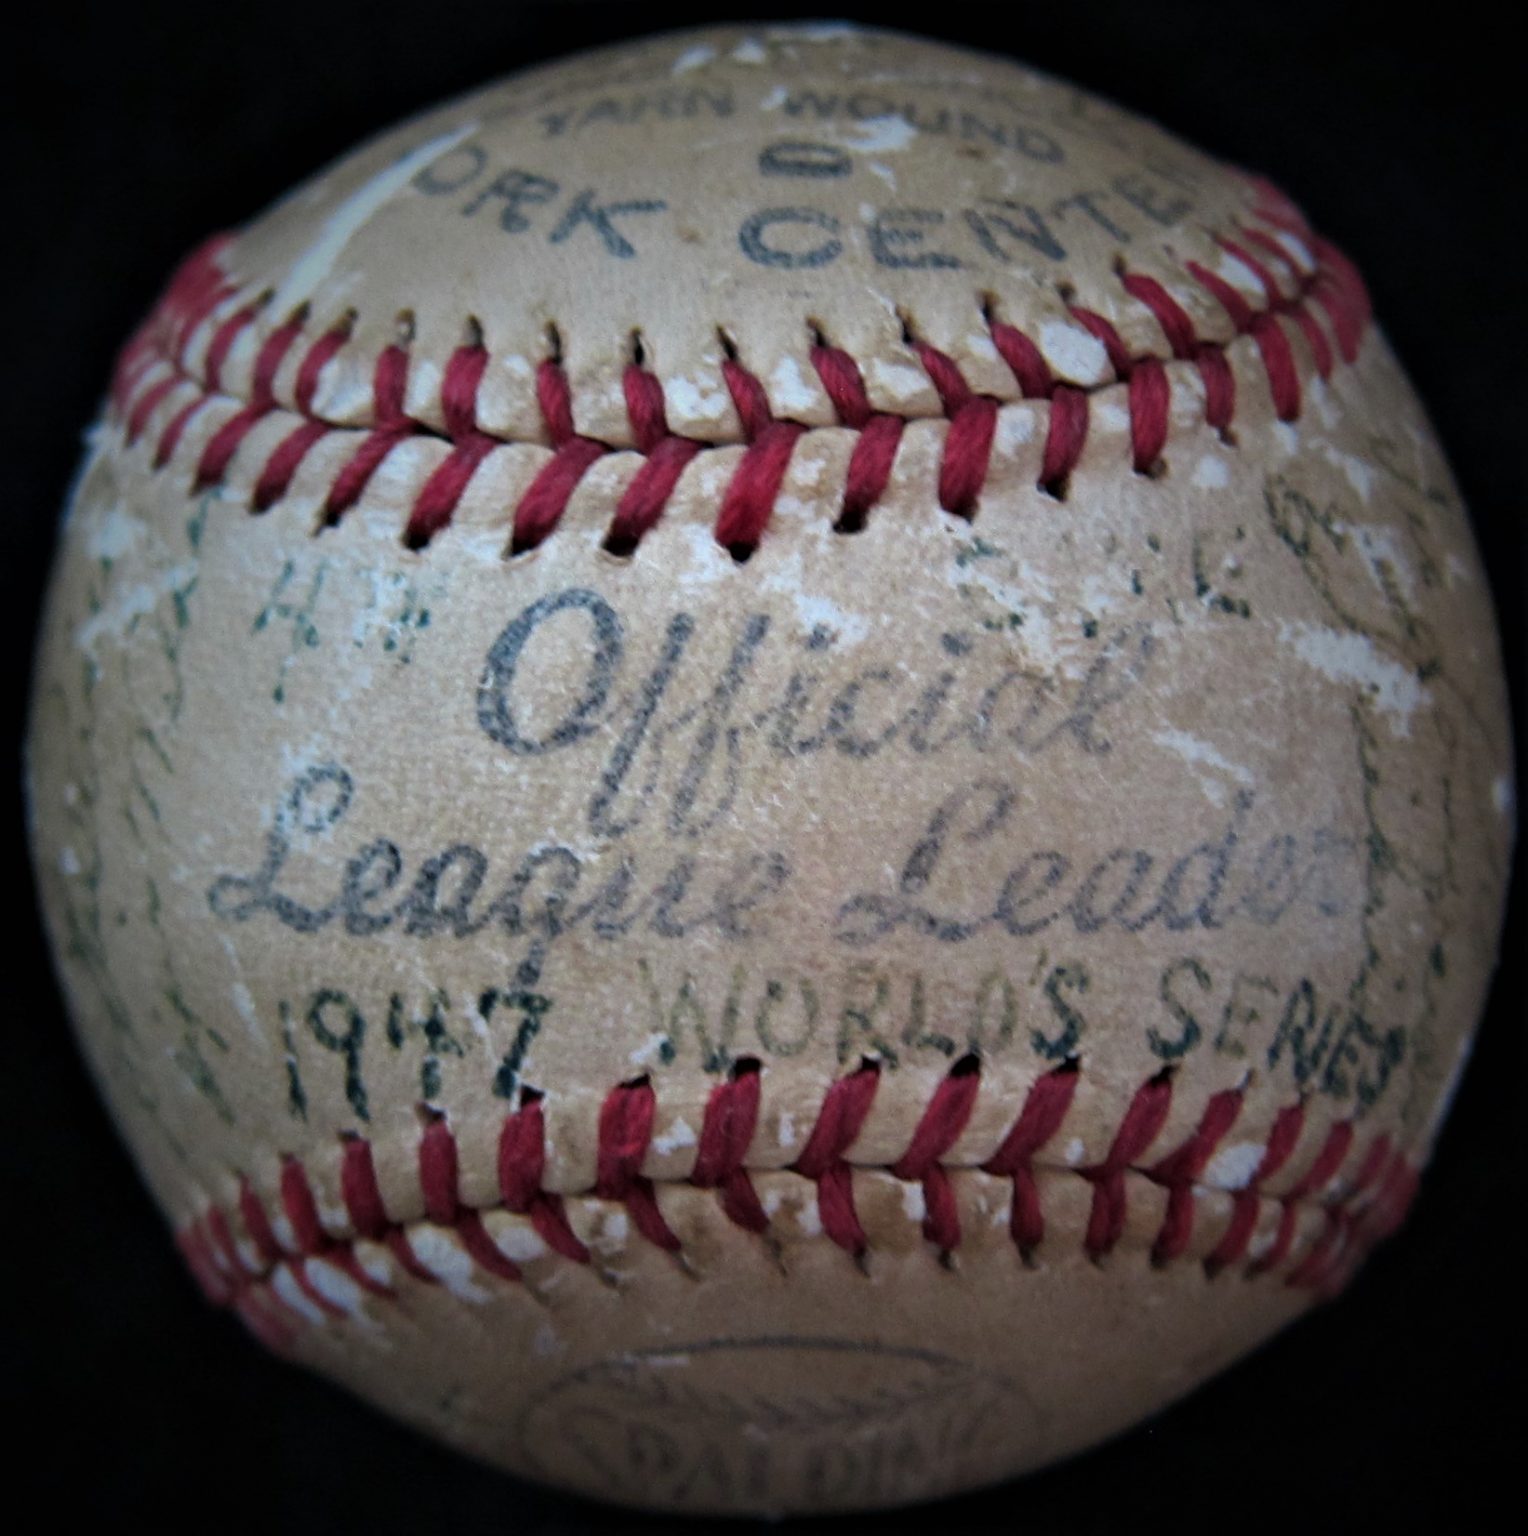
[116,195,1367,553]
[181,1056,1420,1342]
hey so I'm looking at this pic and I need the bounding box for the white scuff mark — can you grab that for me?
[532,1322,565,1358]
[1345,522,1418,603]
[589,1209,630,1254]
[1315,443,1375,502]
[1270,230,1315,272]
[58,846,81,876]
[646,1353,694,1370]
[1445,552,1472,584]
[1064,1137,1086,1166]
[230,981,261,1039]
[993,405,1038,453]
[901,1181,926,1225]
[868,160,897,188]
[652,1117,698,1156]
[1192,455,1231,490]
[1152,727,1254,807]
[761,555,871,644]
[1277,621,1430,736]
[843,117,917,153]
[267,1206,299,1253]
[664,373,734,429]
[494,1222,550,1265]
[864,356,934,402]
[769,355,819,415]
[730,37,767,64]
[769,22,861,43]
[75,562,198,653]
[270,1266,326,1325]
[672,44,716,75]
[628,1031,672,1068]
[273,121,478,315]
[777,1111,796,1148]
[85,503,145,561]
[353,1241,393,1290]
[1093,399,1130,434]
[303,1258,372,1321]
[760,84,789,111]
[1038,320,1108,383]
[407,1228,492,1302]
[1205,1141,1267,1191]
[1493,775,1514,818]
[1273,421,1300,457]
[1212,246,1260,293]
[674,523,736,590]
[796,1197,823,1238]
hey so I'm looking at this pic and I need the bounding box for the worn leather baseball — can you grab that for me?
[27,23,1513,1516]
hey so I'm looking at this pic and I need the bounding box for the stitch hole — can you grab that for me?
[394,309,416,346]
[544,321,564,365]
[716,326,740,362]
[1136,458,1168,481]
[601,528,641,560]
[462,314,485,350]
[1038,476,1070,503]
[1055,280,1078,304]
[628,329,647,367]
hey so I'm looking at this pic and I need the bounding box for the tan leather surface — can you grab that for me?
[26,23,1513,1515]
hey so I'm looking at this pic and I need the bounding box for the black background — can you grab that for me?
[4,3,1523,1531]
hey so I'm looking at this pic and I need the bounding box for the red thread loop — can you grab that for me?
[693,1062,769,1233]
[324,344,411,522]
[495,1094,589,1260]
[1039,388,1089,495]
[716,357,803,557]
[988,318,1053,397]
[890,1058,981,1253]
[605,365,700,554]
[405,344,498,547]
[811,343,905,530]
[340,1136,390,1240]
[1119,273,1197,359]
[1250,1119,1355,1276]
[511,360,606,553]
[1082,1071,1174,1260]
[194,315,306,490]
[1146,1087,1243,1265]
[982,1064,1079,1257]
[419,1118,461,1225]
[596,1079,681,1253]
[793,1064,881,1256]
[912,340,1000,518]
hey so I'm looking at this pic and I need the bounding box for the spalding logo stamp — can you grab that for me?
[514,1337,1040,1509]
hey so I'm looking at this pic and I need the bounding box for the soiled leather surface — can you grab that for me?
[27,23,1513,1515]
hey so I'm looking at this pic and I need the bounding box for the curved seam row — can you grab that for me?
[109,188,1369,558]
[177,1057,1419,1348]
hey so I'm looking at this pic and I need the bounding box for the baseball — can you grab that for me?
[27,23,1513,1515]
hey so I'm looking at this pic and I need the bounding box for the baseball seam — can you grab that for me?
[108,177,1369,560]
[178,1056,1419,1350]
